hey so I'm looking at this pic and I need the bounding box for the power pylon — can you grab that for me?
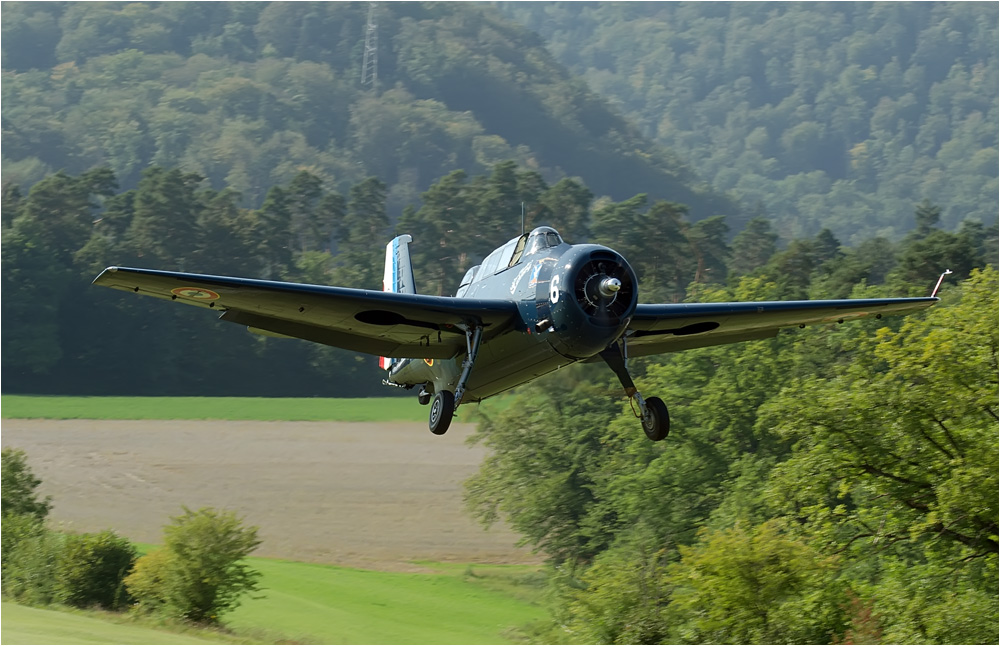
[361,2,378,92]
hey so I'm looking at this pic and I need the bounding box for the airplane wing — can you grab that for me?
[93,266,521,359]
[624,297,938,357]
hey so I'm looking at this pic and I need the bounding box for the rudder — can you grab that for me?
[379,235,415,370]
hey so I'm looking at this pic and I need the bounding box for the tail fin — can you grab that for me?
[379,235,415,370]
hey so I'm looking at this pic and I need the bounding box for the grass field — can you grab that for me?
[0,602,229,645]
[227,559,546,644]
[0,395,429,422]
[1,559,546,645]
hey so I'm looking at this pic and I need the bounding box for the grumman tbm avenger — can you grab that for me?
[94,226,937,440]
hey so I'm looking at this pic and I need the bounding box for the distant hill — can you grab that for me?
[1,1,734,221]
[499,1,999,243]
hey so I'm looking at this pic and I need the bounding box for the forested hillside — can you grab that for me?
[500,1,998,242]
[1,1,730,220]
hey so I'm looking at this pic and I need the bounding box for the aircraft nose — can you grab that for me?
[599,277,622,297]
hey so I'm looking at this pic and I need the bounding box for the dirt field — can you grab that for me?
[1,419,537,571]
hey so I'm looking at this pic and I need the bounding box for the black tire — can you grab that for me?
[429,390,455,435]
[417,389,431,406]
[641,396,670,441]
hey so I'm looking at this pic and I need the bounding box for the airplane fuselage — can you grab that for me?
[387,228,638,402]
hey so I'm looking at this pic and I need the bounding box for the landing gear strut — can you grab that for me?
[599,339,670,441]
[426,324,483,436]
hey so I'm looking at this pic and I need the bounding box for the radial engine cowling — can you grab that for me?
[546,245,638,359]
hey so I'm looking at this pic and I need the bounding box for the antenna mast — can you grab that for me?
[361,2,379,93]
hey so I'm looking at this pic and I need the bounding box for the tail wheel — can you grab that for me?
[429,390,455,435]
[641,396,670,441]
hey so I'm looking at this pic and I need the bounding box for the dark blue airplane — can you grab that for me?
[94,226,937,440]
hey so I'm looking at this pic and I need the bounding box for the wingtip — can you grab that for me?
[92,266,119,285]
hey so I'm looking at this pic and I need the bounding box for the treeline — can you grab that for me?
[466,267,998,644]
[1,1,729,220]
[501,1,999,242]
[3,163,991,396]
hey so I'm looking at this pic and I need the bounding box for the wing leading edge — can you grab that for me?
[624,297,938,356]
[93,266,520,359]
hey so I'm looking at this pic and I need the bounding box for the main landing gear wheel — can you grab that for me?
[641,396,670,442]
[417,387,431,406]
[600,340,671,442]
[428,390,455,436]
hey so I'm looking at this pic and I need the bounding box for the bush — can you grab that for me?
[2,448,137,610]
[1,511,46,587]
[3,527,63,605]
[54,530,137,610]
[125,507,262,623]
[123,548,174,614]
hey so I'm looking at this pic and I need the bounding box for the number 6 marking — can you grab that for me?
[550,274,560,303]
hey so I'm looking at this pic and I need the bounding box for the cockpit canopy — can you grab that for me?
[525,226,564,256]
[456,227,565,296]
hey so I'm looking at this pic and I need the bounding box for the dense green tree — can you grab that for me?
[727,216,778,278]
[687,215,729,284]
[1,214,73,376]
[1,448,52,520]
[539,177,593,243]
[330,176,389,289]
[125,166,203,269]
[762,268,998,642]
[465,370,623,565]
[256,184,293,278]
[664,522,848,644]
[398,169,476,295]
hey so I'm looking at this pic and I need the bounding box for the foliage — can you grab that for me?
[2,450,137,611]
[53,531,137,610]
[556,538,675,645]
[502,2,999,243]
[1,512,47,598]
[465,368,623,565]
[122,548,175,616]
[664,522,848,644]
[126,507,262,624]
[1,448,52,520]
[2,527,64,606]
[467,265,997,643]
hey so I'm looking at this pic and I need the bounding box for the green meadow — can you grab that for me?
[0,602,229,645]
[0,394,513,423]
[227,560,546,644]
[0,395,428,422]
[1,560,546,645]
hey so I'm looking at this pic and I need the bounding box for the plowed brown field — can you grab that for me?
[1,419,536,571]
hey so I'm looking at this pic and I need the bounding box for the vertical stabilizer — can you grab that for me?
[379,235,415,370]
